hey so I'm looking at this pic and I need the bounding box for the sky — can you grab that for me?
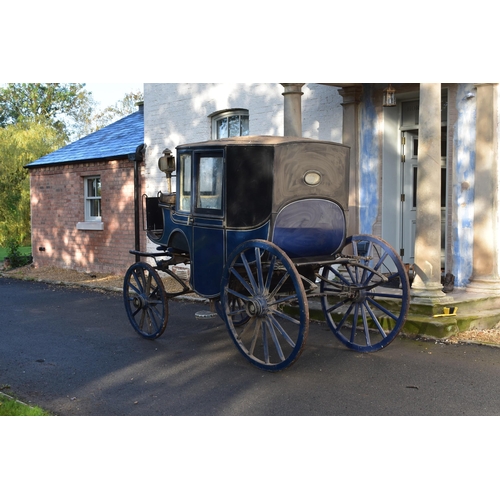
[84,83,143,109]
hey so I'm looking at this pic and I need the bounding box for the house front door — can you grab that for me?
[400,128,446,266]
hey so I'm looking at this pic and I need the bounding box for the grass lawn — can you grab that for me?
[0,392,51,416]
[0,246,31,261]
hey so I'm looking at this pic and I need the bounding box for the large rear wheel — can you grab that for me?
[221,240,309,371]
[320,235,410,352]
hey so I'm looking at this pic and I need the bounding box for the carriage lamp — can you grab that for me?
[158,149,176,193]
[383,84,396,107]
[158,149,175,175]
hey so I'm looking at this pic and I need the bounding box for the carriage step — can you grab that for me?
[195,310,218,320]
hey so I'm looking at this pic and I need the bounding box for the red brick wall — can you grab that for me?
[29,159,146,275]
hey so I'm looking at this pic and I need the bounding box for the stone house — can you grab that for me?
[26,103,146,275]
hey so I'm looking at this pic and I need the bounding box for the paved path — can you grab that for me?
[1,277,500,416]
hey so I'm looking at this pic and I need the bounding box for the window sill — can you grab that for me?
[76,221,104,231]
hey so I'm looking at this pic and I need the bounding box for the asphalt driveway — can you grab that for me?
[1,276,500,416]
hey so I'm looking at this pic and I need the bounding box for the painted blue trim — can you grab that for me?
[359,84,379,234]
[452,84,476,287]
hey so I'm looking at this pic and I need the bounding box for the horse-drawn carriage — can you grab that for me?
[123,136,410,371]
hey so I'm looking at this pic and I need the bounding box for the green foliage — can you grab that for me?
[89,90,144,135]
[0,246,30,260]
[3,238,32,268]
[0,393,50,416]
[0,83,90,141]
[0,120,66,246]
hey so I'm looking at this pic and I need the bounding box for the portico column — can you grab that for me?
[281,83,304,136]
[411,83,448,301]
[467,83,500,293]
[338,85,362,236]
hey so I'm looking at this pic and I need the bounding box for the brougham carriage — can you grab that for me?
[123,136,410,371]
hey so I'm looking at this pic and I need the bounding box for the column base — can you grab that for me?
[410,281,454,305]
[467,278,500,295]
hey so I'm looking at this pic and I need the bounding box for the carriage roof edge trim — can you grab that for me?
[175,135,350,150]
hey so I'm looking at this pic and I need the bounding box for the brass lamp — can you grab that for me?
[383,84,396,107]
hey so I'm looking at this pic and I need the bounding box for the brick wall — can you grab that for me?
[29,158,146,275]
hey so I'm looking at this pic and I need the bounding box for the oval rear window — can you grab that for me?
[304,170,321,186]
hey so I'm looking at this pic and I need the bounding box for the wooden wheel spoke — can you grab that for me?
[367,296,399,321]
[363,302,387,338]
[229,266,255,296]
[241,251,259,293]
[269,313,296,348]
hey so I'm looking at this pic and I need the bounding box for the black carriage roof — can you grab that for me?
[176,135,347,150]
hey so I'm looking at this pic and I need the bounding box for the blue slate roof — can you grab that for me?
[26,105,144,167]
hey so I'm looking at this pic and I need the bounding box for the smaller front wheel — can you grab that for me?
[123,262,168,339]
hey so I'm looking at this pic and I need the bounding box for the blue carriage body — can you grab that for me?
[147,136,350,297]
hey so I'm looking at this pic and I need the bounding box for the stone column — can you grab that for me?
[467,83,500,293]
[338,85,362,236]
[281,83,304,136]
[411,83,448,301]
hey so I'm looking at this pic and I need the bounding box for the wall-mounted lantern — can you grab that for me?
[383,84,397,107]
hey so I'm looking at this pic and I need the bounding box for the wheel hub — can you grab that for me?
[133,294,148,309]
[246,296,268,317]
[353,289,365,303]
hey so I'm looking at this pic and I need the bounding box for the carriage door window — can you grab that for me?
[178,153,192,212]
[196,154,223,213]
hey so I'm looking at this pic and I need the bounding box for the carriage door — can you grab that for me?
[191,150,225,297]
[400,98,447,267]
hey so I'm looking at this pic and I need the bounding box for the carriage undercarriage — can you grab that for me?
[124,234,410,372]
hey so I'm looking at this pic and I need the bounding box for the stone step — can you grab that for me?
[307,294,500,340]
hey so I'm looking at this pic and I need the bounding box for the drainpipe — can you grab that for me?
[132,143,146,262]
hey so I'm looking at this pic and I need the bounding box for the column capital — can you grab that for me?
[474,83,499,88]
[337,85,363,105]
[280,83,305,96]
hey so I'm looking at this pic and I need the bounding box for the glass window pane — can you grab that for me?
[87,178,95,197]
[90,199,101,217]
[228,115,240,137]
[240,115,249,136]
[179,154,192,211]
[85,177,101,220]
[217,117,228,139]
[197,156,223,210]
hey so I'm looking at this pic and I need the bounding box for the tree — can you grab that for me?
[0,120,65,246]
[0,83,92,141]
[64,89,144,140]
[92,90,144,132]
[0,84,143,247]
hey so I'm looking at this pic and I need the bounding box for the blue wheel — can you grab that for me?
[320,235,410,352]
[221,240,309,371]
[123,262,168,339]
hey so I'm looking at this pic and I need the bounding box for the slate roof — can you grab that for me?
[26,105,144,168]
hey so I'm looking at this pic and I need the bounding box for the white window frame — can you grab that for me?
[77,176,103,230]
[211,109,249,139]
